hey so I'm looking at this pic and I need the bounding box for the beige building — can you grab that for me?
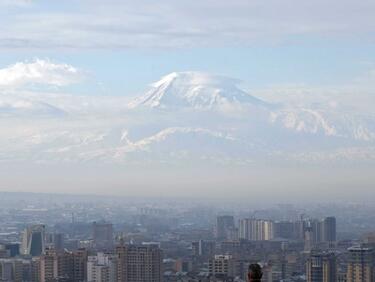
[116,243,163,282]
[39,248,87,282]
[73,248,88,282]
[346,247,374,282]
[208,255,235,278]
[306,252,336,282]
[239,219,274,241]
[0,259,23,282]
[87,252,117,282]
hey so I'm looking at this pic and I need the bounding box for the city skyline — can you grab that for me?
[0,192,374,281]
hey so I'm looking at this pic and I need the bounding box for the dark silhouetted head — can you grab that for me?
[248,263,262,282]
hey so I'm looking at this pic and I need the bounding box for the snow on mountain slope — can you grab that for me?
[270,108,338,136]
[113,127,241,156]
[270,108,375,141]
[128,72,270,110]
[1,71,375,164]
[0,125,258,164]
[127,72,375,141]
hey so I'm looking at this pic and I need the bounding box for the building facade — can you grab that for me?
[215,216,235,240]
[239,219,274,241]
[116,243,163,282]
[306,252,337,282]
[208,255,235,278]
[21,224,46,256]
[346,247,374,282]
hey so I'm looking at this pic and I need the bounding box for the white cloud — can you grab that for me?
[0,61,373,167]
[0,59,84,88]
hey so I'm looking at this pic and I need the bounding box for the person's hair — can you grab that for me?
[248,263,263,281]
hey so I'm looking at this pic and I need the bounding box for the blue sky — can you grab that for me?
[1,0,375,96]
[1,43,374,97]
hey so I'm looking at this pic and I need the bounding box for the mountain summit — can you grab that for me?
[128,72,268,110]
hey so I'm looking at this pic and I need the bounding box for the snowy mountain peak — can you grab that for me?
[128,72,268,110]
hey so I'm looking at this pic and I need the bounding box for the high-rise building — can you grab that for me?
[88,262,110,282]
[274,221,294,239]
[73,248,88,282]
[239,219,274,241]
[40,248,72,282]
[306,252,336,282]
[321,217,336,246]
[304,226,314,253]
[215,216,235,240]
[208,255,235,278]
[191,240,215,258]
[0,259,23,282]
[303,217,337,249]
[87,252,118,282]
[346,246,374,282]
[39,248,88,282]
[46,233,64,251]
[311,219,323,244]
[38,249,55,282]
[274,220,305,240]
[21,224,46,256]
[116,243,163,282]
[16,258,35,282]
[92,222,114,250]
[2,243,20,258]
[31,257,40,282]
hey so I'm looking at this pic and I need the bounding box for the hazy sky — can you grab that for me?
[1,0,375,94]
[0,0,375,200]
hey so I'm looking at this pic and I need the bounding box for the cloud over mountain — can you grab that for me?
[0,59,83,89]
[0,66,374,165]
[129,72,269,110]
